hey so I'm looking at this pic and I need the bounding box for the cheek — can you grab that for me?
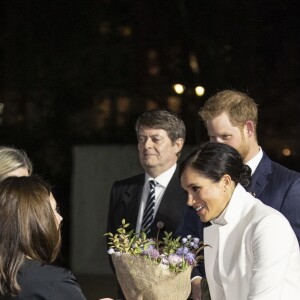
[205,190,222,206]
[224,140,238,150]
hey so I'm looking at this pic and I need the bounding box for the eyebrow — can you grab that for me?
[138,134,163,138]
[186,183,198,188]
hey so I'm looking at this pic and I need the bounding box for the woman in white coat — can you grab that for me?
[180,142,300,300]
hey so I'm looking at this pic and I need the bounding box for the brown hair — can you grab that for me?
[0,176,61,296]
[199,90,258,132]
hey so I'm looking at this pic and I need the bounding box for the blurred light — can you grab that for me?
[147,49,158,60]
[173,84,185,94]
[282,148,292,156]
[195,86,205,96]
[99,22,111,35]
[148,66,160,76]
[118,25,133,38]
[189,53,199,73]
[167,96,182,113]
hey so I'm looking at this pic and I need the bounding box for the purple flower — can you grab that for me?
[183,246,189,255]
[176,247,183,255]
[147,244,155,249]
[185,252,196,265]
[144,247,160,259]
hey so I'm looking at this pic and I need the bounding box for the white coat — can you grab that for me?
[204,184,300,300]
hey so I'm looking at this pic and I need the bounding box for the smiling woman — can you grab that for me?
[180,142,251,223]
[179,142,300,300]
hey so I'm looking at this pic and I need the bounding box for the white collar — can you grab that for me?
[211,205,228,226]
[246,147,263,175]
[145,164,177,188]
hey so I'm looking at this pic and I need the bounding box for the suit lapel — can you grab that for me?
[156,168,181,213]
[246,152,271,198]
[123,175,144,230]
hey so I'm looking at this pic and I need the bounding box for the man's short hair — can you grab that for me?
[199,90,258,130]
[135,109,186,143]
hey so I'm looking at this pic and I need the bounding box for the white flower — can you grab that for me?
[182,237,187,243]
[193,237,200,244]
[168,254,183,265]
[108,248,115,255]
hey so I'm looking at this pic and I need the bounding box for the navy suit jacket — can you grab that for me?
[176,151,300,278]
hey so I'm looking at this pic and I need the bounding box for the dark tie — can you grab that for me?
[141,180,157,234]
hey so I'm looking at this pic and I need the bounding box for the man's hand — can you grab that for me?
[191,277,202,300]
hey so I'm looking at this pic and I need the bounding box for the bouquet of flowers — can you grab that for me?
[105,219,208,300]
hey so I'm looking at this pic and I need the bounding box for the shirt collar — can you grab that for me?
[246,147,263,175]
[211,205,228,226]
[145,164,177,188]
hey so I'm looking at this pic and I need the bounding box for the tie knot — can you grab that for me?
[149,180,157,189]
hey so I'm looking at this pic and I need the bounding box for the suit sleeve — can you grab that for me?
[107,182,116,238]
[107,182,118,272]
[175,206,199,238]
[280,176,300,246]
[53,269,87,300]
[248,214,299,299]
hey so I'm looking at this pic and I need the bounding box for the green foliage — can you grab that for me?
[104,219,209,274]
[104,219,155,254]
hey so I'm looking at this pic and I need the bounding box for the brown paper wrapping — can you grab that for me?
[112,253,192,300]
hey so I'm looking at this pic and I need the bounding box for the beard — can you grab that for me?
[237,134,250,162]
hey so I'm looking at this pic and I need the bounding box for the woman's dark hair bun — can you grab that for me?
[239,165,251,187]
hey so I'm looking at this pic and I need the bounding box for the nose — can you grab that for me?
[57,213,63,226]
[186,194,194,207]
[144,137,153,148]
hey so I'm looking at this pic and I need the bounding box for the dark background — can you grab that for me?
[1,0,300,269]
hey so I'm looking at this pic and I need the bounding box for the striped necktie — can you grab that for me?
[141,180,157,234]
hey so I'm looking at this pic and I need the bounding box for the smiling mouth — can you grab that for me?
[195,205,204,212]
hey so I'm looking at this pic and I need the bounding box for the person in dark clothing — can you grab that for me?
[0,175,87,300]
